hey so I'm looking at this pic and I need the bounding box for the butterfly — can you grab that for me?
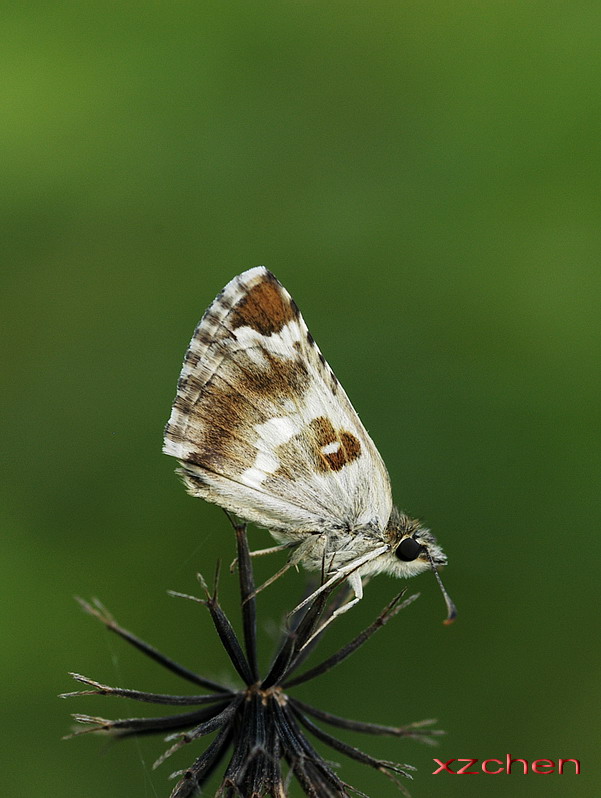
[164,267,455,623]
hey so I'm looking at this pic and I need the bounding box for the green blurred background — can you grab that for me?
[2,2,600,796]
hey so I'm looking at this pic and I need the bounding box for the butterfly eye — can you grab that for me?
[395,537,423,562]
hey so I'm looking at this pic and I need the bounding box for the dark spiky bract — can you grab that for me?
[62,523,443,797]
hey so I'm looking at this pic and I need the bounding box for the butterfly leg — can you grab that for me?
[287,544,389,617]
[250,541,300,558]
[229,541,300,573]
[298,571,364,649]
[244,539,317,601]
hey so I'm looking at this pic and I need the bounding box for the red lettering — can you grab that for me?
[481,759,503,774]
[531,759,554,774]
[433,754,580,775]
[557,758,581,774]
[456,758,479,775]
[506,754,528,774]
[432,759,455,774]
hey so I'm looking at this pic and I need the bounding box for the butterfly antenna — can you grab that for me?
[425,548,457,625]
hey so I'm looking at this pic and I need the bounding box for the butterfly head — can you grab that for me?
[382,510,456,624]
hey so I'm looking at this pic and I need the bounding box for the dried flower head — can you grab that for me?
[62,522,442,797]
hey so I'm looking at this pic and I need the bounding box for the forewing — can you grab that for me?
[164,267,393,536]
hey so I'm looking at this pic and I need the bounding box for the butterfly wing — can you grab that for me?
[164,267,393,538]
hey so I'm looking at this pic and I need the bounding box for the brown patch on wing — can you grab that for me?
[268,415,362,487]
[230,273,298,335]
[339,430,361,460]
[309,417,362,472]
[241,350,308,398]
[170,348,308,477]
